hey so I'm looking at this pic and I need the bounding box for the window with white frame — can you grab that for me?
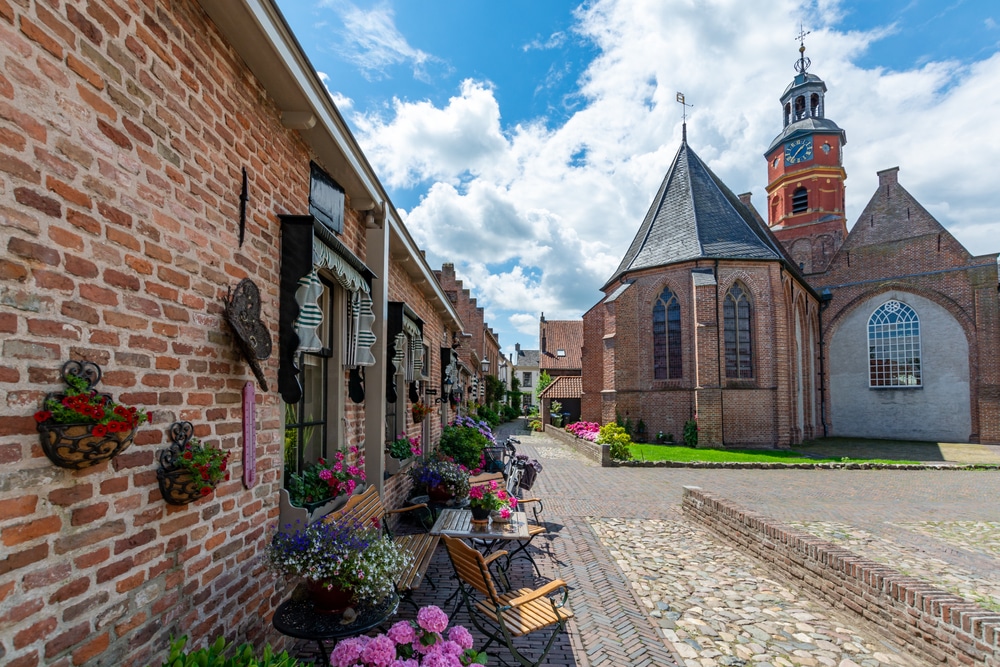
[868,300,921,387]
[522,371,532,388]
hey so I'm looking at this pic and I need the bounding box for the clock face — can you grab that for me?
[784,137,813,165]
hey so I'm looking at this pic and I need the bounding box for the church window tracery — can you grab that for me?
[724,283,753,379]
[868,300,921,387]
[653,286,682,379]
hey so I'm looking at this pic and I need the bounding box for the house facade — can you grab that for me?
[0,2,463,666]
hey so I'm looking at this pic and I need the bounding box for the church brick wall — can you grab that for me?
[0,2,396,665]
[580,301,606,423]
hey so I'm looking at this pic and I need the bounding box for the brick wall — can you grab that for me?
[0,3,371,665]
[683,487,1000,667]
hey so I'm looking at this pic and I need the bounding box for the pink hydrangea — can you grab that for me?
[420,650,463,667]
[361,634,397,667]
[387,621,417,645]
[447,625,473,650]
[330,636,367,667]
[416,605,449,634]
[390,660,419,667]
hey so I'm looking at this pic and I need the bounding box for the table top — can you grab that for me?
[428,508,530,541]
[272,593,399,641]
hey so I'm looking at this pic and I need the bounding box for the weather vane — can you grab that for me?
[795,23,811,74]
[676,92,693,141]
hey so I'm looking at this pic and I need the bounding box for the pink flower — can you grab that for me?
[416,605,449,634]
[390,660,419,667]
[447,625,474,650]
[318,469,333,481]
[387,621,417,645]
[361,634,397,667]
[420,650,462,667]
[346,479,357,495]
[335,451,345,461]
[330,637,367,667]
[499,507,511,520]
[333,462,343,472]
[347,465,360,476]
[468,486,484,501]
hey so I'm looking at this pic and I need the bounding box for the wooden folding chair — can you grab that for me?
[442,535,572,667]
[504,497,547,576]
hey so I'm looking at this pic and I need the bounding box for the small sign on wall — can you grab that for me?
[242,381,256,489]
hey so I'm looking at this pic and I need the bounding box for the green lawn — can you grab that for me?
[627,443,920,464]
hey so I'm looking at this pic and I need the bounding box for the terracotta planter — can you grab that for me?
[307,580,354,614]
[38,421,136,470]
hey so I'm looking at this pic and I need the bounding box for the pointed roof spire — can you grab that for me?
[795,24,811,75]
[676,92,692,143]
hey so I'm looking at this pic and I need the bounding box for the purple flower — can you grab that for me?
[388,621,417,645]
[420,649,463,667]
[417,605,449,634]
[447,625,474,651]
[361,634,397,667]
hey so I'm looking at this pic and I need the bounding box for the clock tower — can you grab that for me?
[764,39,848,274]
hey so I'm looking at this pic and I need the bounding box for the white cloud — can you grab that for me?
[350,0,1000,348]
[317,72,354,110]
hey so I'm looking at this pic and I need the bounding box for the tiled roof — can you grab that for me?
[514,349,540,367]
[539,375,582,399]
[540,320,583,370]
[604,141,797,289]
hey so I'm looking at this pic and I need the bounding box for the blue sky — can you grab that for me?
[275,0,1000,353]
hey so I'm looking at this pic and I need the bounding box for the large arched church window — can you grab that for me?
[653,286,682,379]
[868,300,921,387]
[724,283,753,379]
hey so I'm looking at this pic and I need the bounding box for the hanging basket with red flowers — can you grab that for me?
[35,361,151,469]
[411,401,434,424]
[157,421,230,505]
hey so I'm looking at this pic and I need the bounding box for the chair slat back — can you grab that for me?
[442,535,501,604]
[326,485,384,527]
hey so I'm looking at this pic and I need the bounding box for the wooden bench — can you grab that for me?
[326,486,439,602]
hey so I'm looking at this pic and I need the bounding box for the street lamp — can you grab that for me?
[480,358,490,374]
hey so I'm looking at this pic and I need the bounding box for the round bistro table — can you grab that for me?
[272,593,399,666]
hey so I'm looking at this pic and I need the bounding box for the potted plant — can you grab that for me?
[410,401,433,424]
[467,479,517,524]
[438,416,495,470]
[329,605,487,666]
[385,432,421,476]
[279,446,367,530]
[407,458,470,503]
[157,421,230,505]
[549,401,563,427]
[266,515,411,614]
[35,360,151,469]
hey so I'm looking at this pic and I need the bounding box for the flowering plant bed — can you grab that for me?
[266,515,411,607]
[329,605,487,666]
[438,416,496,470]
[157,422,230,505]
[566,421,601,441]
[387,432,422,460]
[287,445,366,507]
[35,360,151,469]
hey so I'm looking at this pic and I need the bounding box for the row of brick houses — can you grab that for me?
[580,51,1000,446]
[0,2,503,666]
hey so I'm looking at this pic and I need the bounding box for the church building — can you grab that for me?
[581,44,1000,446]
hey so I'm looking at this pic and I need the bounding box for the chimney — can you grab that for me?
[515,343,520,354]
[877,167,899,196]
[737,192,753,207]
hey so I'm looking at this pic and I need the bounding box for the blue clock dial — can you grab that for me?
[784,137,813,165]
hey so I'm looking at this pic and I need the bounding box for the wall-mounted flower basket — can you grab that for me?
[157,422,230,506]
[35,361,149,469]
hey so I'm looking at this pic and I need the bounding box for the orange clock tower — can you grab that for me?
[764,39,848,274]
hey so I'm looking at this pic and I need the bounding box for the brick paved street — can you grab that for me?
[292,420,1000,666]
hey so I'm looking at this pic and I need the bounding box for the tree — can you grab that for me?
[535,371,553,400]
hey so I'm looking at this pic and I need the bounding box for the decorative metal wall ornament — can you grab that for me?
[36,361,139,469]
[224,278,272,391]
[156,422,202,505]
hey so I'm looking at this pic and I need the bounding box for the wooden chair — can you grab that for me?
[505,497,547,576]
[442,535,572,667]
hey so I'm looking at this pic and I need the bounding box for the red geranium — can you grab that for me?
[36,372,150,431]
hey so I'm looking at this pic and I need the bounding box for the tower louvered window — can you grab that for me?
[868,300,921,387]
[724,283,753,379]
[792,187,808,213]
[653,286,682,379]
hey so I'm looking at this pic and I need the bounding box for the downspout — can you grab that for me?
[715,260,723,445]
[818,293,830,437]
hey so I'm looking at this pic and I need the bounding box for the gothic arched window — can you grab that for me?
[724,283,753,379]
[792,187,808,213]
[868,300,921,387]
[653,286,682,379]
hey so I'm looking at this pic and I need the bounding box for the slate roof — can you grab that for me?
[539,375,582,399]
[514,349,540,367]
[604,141,796,289]
[765,116,845,156]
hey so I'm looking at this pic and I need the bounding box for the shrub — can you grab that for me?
[501,404,520,421]
[438,417,494,470]
[475,405,500,429]
[683,419,699,447]
[529,419,543,432]
[597,423,632,461]
[157,636,303,666]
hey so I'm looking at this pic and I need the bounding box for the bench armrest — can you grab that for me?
[507,579,569,608]
[385,502,427,515]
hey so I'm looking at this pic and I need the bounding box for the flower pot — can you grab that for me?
[384,452,403,476]
[37,421,136,470]
[306,580,354,614]
[157,465,212,505]
[470,505,491,523]
[490,510,510,524]
[428,485,453,504]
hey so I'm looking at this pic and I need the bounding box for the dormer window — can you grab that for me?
[556,349,566,357]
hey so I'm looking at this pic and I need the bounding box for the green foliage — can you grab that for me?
[597,423,633,461]
[625,444,923,465]
[549,400,562,415]
[535,371,553,399]
[158,636,304,667]
[683,419,699,447]
[438,424,489,469]
[501,404,520,421]
[507,376,522,409]
[529,419,543,432]
[484,375,506,407]
[475,405,500,429]
[622,417,633,436]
